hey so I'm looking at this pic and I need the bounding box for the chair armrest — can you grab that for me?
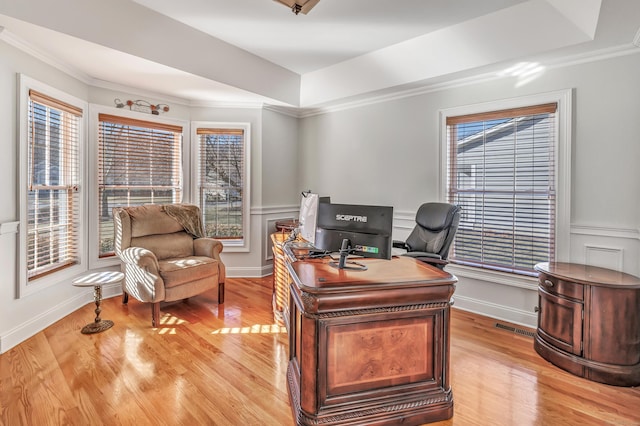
[392,240,409,250]
[404,251,441,260]
[119,247,164,302]
[120,247,160,272]
[404,251,448,267]
[194,238,226,283]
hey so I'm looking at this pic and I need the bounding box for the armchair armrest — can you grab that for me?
[121,246,160,272]
[119,247,165,302]
[194,238,226,283]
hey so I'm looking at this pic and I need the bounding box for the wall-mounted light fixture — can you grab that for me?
[114,98,170,115]
[273,0,320,15]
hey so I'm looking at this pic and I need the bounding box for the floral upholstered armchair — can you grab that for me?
[113,204,225,326]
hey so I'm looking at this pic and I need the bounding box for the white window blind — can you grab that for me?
[446,103,557,275]
[196,128,245,241]
[98,114,183,256]
[27,90,82,280]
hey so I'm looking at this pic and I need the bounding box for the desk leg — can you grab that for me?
[81,285,114,334]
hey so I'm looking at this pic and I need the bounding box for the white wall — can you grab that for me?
[0,40,301,353]
[260,109,301,269]
[2,36,638,352]
[298,52,640,327]
[0,41,95,353]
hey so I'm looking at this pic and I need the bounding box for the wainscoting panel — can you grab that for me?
[570,224,640,276]
[584,245,624,271]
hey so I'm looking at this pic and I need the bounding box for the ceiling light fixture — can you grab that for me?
[273,0,320,15]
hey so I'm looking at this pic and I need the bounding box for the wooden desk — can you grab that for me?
[286,256,457,426]
[534,262,640,386]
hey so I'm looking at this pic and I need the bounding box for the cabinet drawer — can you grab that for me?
[539,273,583,301]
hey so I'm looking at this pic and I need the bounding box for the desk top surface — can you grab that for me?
[535,262,640,288]
[288,256,456,293]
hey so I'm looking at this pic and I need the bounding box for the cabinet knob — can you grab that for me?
[534,306,540,313]
[543,279,554,287]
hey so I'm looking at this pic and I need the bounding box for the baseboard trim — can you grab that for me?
[226,265,273,278]
[452,294,537,329]
[0,283,122,354]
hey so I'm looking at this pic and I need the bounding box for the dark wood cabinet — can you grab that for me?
[534,262,640,386]
[286,256,457,425]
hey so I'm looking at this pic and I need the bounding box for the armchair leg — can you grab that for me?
[151,302,160,327]
[218,282,225,304]
[122,292,129,304]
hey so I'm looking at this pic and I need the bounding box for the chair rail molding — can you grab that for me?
[570,224,640,240]
[250,204,299,216]
[0,221,19,236]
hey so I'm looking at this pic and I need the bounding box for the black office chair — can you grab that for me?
[393,202,461,269]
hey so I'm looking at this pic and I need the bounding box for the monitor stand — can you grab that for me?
[328,239,368,271]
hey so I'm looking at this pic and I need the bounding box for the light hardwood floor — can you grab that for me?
[1,277,639,426]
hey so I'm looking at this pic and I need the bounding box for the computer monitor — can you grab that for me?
[298,193,319,244]
[297,194,331,245]
[314,202,393,260]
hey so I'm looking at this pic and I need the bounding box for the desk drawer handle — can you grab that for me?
[543,280,554,288]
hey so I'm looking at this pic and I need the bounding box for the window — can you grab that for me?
[194,123,250,250]
[97,114,183,257]
[18,76,86,297]
[446,103,559,276]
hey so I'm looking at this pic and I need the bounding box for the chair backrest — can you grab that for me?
[405,202,461,260]
[113,204,203,260]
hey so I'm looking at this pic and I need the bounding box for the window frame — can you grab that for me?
[191,121,251,252]
[439,89,572,286]
[17,74,88,298]
[88,105,190,268]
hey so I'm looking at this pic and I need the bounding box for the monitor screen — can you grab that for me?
[297,194,332,245]
[298,193,319,244]
[314,202,393,260]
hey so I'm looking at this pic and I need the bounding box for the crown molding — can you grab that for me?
[189,99,265,110]
[297,43,640,118]
[0,26,92,84]
[262,104,300,118]
[3,23,640,118]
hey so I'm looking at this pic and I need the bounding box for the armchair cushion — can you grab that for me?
[159,256,219,288]
[129,204,184,237]
[131,231,194,260]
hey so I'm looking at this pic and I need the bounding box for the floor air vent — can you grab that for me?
[495,322,535,338]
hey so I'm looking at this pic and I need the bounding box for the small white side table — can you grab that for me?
[72,271,124,334]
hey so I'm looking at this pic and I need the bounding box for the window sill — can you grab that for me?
[446,264,538,291]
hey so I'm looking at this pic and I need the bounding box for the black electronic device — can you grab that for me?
[327,238,369,271]
[314,202,393,260]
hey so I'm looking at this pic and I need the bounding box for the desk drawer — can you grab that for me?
[539,273,583,301]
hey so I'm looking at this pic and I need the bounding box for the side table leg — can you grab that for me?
[80,285,114,334]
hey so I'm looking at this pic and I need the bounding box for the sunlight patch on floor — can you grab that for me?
[153,312,189,334]
[211,324,287,335]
